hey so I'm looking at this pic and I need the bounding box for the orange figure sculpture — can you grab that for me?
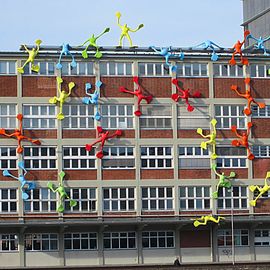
[231,122,254,160]
[171,78,201,112]
[85,126,122,159]
[0,114,41,154]
[231,77,265,116]
[119,76,153,116]
[229,30,250,66]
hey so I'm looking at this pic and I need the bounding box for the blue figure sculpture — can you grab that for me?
[246,33,270,55]
[82,80,103,121]
[193,40,223,61]
[56,43,77,70]
[150,46,178,72]
[3,161,35,200]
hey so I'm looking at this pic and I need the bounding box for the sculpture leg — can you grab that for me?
[49,96,58,104]
[134,96,143,116]
[82,44,90,59]
[57,102,65,120]
[56,53,63,70]
[118,34,125,47]
[126,33,133,47]
[211,144,217,160]
[17,60,30,74]
[229,54,236,66]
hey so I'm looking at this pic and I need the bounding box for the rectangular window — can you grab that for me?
[64,232,97,250]
[65,188,96,212]
[0,104,17,128]
[62,104,95,129]
[178,105,209,129]
[255,230,270,246]
[102,146,135,169]
[217,186,248,210]
[253,145,270,158]
[249,64,270,78]
[24,188,57,213]
[218,229,249,246]
[103,187,135,212]
[103,232,136,249]
[0,234,18,251]
[216,147,247,168]
[24,147,56,169]
[213,64,243,77]
[142,231,175,248]
[23,105,56,129]
[23,61,55,75]
[24,234,58,251]
[140,105,172,129]
[61,62,94,76]
[179,186,210,210]
[215,105,246,129]
[142,187,173,211]
[63,147,96,169]
[0,189,17,213]
[100,62,132,76]
[177,63,208,77]
[138,62,169,76]
[179,146,210,169]
[141,146,173,169]
[0,61,16,74]
[0,147,17,169]
[252,105,270,118]
[100,104,133,129]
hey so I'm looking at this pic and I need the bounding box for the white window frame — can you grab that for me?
[177,62,208,77]
[24,147,57,170]
[216,147,247,168]
[61,61,94,76]
[250,64,270,78]
[141,146,173,169]
[218,229,249,247]
[141,187,173,211]
[255,230,270,246]
[138,62,170,77]
[64,232,97,250]
[253,145,270,158]
[24,233,58,251]
[0,147,17,170]
[0,104,17,129]
[100,62,133,76]
[252,105,270,118]
[103,187,135,212]
[0,61,16,75]
[0,188,17,213]
[142,231,175,249]
[63,146,96,170]
[0,234,18,252]
[213,63,244,77]
[23,61,55,76]
[103,232,136,249]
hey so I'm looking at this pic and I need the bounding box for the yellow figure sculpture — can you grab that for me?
[49,77,75,120]
[17,39,42,74]
[197,119,217,159]
[193,215,225,227]
[249,171,270,206]
[116,11,144,47]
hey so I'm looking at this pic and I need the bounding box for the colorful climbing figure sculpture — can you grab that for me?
[56,43,77,70]
[80,28,110,59]
[49,77,75,120]
[116,11,144,47]
[82,80,103,121]
[0,114,41,154]
[47,171,77,213]
[231,77,265,116]
[211,163,236,199]
[231,122,254,160]
[85,126,122,159]
[193,40,222,61]
[249,171,270,207]
[193,215,225,227]
[246,32,270,55]
[171,78,201,112]
[119,76,153,116]
[3,161,35,200]
[17,39,42,74]
[197,119,217,159]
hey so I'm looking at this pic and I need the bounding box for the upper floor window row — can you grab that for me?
[213,64,244,77]
[100,62,132,76]
[249,64,270,78]
[0,61,16,75]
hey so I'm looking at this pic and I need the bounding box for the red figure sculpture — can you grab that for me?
[229,30,250,66]
[119,76,153,116]
[85,126,122,159]
[0,114,41,154]
[231,122,254,160]
[171,78,201,112]
[231,77,265,116]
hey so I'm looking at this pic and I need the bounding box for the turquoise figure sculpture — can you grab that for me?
[56,43,77,70]
[193,40,222,61]
[246,33,270,55]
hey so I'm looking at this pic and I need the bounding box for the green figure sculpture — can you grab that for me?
[211,163,236,199]
[197,119,218,159]
[17,39,42,74]
[116,11,144,47]
[47,171,77,213]
[80,28,110,59]
[49,77,75,120]
[193,215,225,227]
[249,171,270,206]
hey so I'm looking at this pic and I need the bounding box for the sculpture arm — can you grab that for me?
[96,28,110,39]
[129,24,144,33]
[150,46,159,53]
[80,39,89,47]
[210,41,222,49]
[23,45,30,53]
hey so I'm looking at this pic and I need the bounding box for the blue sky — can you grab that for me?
[0,0,243,51]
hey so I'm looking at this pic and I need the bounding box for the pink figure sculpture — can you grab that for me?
[231,78,265,116]
[231,122,254,160]
[229,30,250,66]
[171,78,201,112]
[119,76,153,116]
[0,114,41,154]
[85,127,122,159]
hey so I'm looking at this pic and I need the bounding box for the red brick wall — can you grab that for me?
[0,76,17,96]
[214,78,245,98]
[251,119,270,138]
[142,211,174,216]
[251,79,270,98]
[216,129,234,139]
[141,169,174,179]
[176,78,209,98]
[254,199,270,213]
[64,170,97,180]
[103,212,136,216]
[0,170,17,181]
[180,230,210,248]
[22,76,56,97]
[179,210,212,216]
[26,170,58,181]
[62,129,96,139]
[221,168,248,179]
[253,159,270,178]
[102,169,135,180]
[179,169,211,179]
[23,130,57,139]
[178,129,210,138]
[139,78,171,97]
[140,130,173,138]
[217,210,249,215]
